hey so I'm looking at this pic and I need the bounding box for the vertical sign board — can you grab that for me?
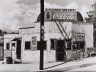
[4,50,11,57]
[32,36,37,51]
[45,9,77,21]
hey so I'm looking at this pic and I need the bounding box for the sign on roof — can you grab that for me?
[45,9,77,21]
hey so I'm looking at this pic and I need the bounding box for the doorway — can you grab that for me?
[16,40,21,59]
[56,40,65,61]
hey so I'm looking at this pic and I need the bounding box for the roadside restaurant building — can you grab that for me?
[4,9,93,64]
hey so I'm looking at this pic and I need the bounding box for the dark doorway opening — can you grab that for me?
[56,40,65,61]
[16,40,21,59]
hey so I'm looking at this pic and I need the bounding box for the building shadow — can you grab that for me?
[44,61,67,70]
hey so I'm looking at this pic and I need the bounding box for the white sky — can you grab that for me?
[0,0,95,32]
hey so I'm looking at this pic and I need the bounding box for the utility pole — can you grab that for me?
[40,0,44,70]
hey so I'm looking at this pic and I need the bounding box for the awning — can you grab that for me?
[12,38,21,41]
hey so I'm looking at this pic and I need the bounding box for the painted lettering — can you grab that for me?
[53,13,75,20]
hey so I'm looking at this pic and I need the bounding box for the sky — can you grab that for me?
[0,0,95,32]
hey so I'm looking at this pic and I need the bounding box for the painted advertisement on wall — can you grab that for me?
[32,36,37,51]
[4,50,11,57]
[45,9,77,21]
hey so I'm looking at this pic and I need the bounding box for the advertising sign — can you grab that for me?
[4,50,11,57]
[52,12,75,20]
[75,33,85,41]
[45,9,77,21]
[32,36,37,51]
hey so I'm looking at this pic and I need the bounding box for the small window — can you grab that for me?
[12,43,15,50]
[12,43,15,47]
[25,41,31,50]
[6,43,10,50]
[51,39,56,50]
[46,11,50,19]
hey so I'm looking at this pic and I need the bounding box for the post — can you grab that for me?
[40,0,44,70]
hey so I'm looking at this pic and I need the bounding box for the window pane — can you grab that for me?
[12,43,15,47]
[51,39,56,50]
[6,43,10,50]
[25,41,31,50]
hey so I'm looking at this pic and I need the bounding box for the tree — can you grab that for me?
[86,1,96,22]
[86,1,96,48]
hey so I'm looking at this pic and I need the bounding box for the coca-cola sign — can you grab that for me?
[53,13,75,20]
[45,9,77,21]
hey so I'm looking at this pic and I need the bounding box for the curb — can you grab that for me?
[44,62,96,71]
